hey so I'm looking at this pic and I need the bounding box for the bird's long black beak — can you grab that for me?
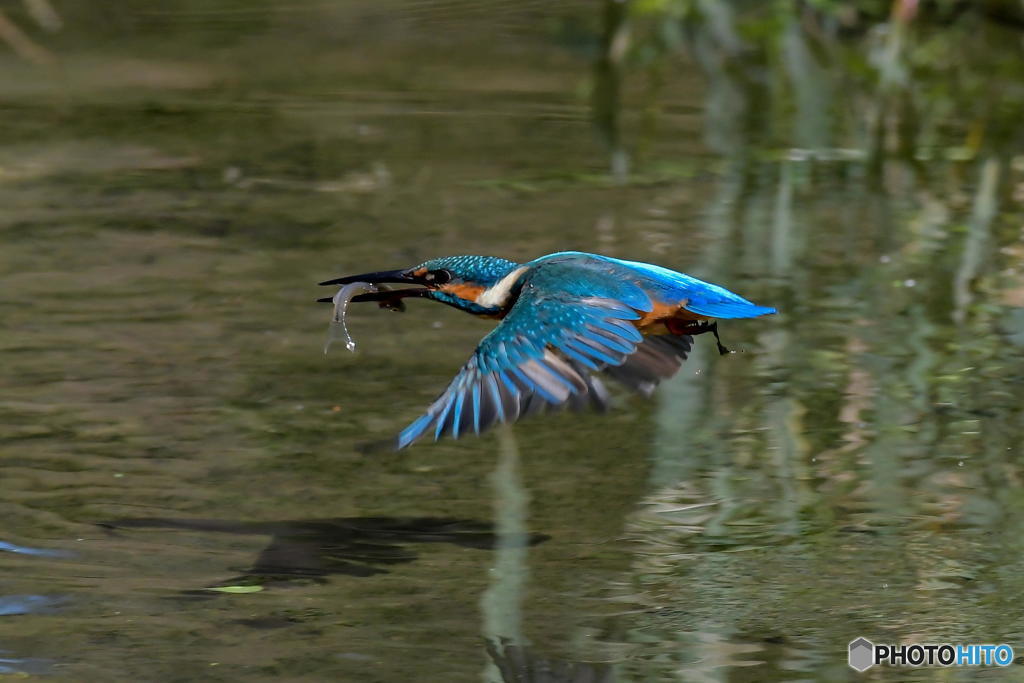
[315,289,428,304]
[318,269,415,287]
[317,269,427,311]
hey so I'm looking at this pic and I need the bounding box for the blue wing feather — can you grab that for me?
[559,343,601,371]
[398,413,435,450]
[484,375,504,423]
[432,391,456,441]
[471,383,481,435]
[451,390,466,439]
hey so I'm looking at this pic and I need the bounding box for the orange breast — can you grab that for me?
[636,298,709,333]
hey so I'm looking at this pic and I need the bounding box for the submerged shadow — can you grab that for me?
[99,516,549,583]
[487,638,614,683]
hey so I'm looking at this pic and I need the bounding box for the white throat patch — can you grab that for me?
[476,266,528,308]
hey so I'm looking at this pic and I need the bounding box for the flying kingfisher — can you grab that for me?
[318,252,775,449]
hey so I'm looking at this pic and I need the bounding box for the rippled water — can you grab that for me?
[3,2,1024,681]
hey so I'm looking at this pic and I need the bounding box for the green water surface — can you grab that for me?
[2,2,1024,681]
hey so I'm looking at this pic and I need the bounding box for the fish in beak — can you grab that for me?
[317,269,429,309]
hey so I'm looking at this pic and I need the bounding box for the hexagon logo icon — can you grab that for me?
[848,637,875,672]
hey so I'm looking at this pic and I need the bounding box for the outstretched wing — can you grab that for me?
[603,333,693,397]
[393,262,693,449]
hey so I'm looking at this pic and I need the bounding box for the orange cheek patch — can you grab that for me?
[442,282,486,302]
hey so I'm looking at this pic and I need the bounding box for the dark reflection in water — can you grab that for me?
[102,516,548,582]
[0,539,72,558]
[0,651,56,676]
[487,638,613,683]
[0,594,64,616]
[0,596,63,676]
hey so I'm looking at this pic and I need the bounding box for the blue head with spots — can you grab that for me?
[408,255,523,314]
[320,255,524,316]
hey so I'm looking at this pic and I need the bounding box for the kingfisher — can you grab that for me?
[318,252,775,449]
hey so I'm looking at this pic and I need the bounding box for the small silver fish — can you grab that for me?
[325,282,378,354]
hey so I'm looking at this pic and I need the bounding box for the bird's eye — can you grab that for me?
[426,270,452,285]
